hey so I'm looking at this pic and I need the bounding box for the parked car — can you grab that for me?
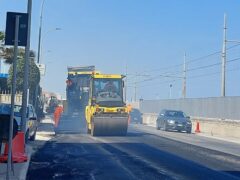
[130,108,142,124]
[0,103,39,141]
[156,109,192,133]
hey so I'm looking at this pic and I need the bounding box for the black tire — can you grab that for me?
[156,121,160,130]
[163,122,167,131]
[187,129,192,134]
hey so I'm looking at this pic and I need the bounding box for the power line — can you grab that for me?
[130,66,240,88]
[127,46,240,83]
[127,57,240,85]
[138,44,240,74]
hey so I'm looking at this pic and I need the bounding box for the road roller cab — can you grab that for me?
[85,74,129,136]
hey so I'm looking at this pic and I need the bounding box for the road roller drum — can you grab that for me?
[91,114,128,136]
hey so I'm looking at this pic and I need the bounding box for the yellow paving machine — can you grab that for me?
[85,73,129,136]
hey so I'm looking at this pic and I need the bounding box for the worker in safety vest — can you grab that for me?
[54,105,63,128]
[127,104,132,124]
[127,104,132,113]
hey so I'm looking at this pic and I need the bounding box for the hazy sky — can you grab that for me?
[1,0,240,100]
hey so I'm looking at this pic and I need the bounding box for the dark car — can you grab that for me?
[130,108,142,124]
[0,103,39,141]
[156,109,192,133]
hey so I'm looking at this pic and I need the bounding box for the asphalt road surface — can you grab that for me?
[27,117,240,180]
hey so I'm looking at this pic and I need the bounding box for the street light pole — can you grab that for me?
[182,52,187,98]
[37,0,45,63]
[40,28,61,63]
[21,0,32,134]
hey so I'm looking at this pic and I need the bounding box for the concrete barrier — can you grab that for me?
[142,113,240,140]
[142,113,158,127]
[191,117,240,139]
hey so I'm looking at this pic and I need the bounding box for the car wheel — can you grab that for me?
[187,129,192,134]
[156,121,160,130]
[163,122,167,131]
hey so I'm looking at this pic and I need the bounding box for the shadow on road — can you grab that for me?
[27,139,240,180]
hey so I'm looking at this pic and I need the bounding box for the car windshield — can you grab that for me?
[165,111,185,118]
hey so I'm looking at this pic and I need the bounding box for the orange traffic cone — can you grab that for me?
[195,122,201,133]
[0,132,28,163]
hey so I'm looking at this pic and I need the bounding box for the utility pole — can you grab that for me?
[134,83,137,102]
[169,84,172,99]
[134,72,137,102]
[125,64,127,102]
[21,0,32,134]
[182,52,187,98]
[221,13,227,97]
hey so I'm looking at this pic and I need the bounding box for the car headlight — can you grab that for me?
[167,119,175,124]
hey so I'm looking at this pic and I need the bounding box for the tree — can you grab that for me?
[0,31,4,40]
[7,57,40,104]
[0,31,8,91]
[0,31,41,105]
[2,47,35,64]
[0,31,35,64]
[0,31,4,59]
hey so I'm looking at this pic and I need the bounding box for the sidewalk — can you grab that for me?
[0,145,32,180]
[195,132,240,145]
[35,116,55,141]
[0,116,55,180]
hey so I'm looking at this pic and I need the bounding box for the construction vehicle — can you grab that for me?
[56,66,97,133]
[45,96,59,114]
[85,73,129,136]
[66,66,96,114]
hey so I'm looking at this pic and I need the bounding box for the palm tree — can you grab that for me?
[0,31,35,64]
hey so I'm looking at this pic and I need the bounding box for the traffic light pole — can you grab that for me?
[7,15,20,180]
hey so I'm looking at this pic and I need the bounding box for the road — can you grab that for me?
[27,117,240,180]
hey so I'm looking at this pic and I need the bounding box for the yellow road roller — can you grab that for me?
[85,73,129,136]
